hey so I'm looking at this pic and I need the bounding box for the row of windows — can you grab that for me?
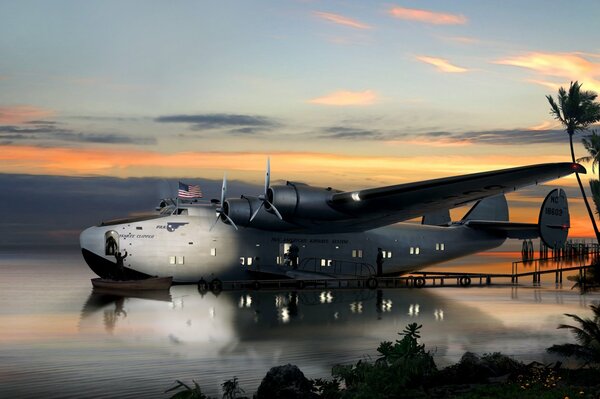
[240,257,254,266]
[410,243,447,255]
[169,256,185,265]
[351,249,363,258]
[208,243,447,261]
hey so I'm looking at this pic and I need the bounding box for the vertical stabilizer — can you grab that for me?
[461,194,509,222]
[422,209,451,226]
[538,188,569,249]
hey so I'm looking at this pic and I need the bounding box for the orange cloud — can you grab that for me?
[0,105,55,124]
[390,137,473,147]
[443,36,479,44]
[496,52,600,92]
[0,144,578,186]
[415,56,469,73]
[527,121,558,131]
[308,90,377,106]
[527,79,563,91]
[314,11,372,30]
[389,6,467,25]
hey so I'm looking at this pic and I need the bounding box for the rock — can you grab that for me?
[255,364,316,399]
[457,352,495,383]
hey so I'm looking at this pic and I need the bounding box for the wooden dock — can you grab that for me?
[196,241,599,292]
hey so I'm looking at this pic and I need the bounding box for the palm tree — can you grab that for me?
[547,304,600,366]
[547,81,600,242]
[577,131,600,216]
[578,131,600,175]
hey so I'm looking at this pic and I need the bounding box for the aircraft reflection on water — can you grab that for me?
[80,286,472,340]
[78,283,589,364]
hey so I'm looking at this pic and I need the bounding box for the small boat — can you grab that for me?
[91,276,173,290]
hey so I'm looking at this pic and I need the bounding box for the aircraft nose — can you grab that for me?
[80,226,100,254]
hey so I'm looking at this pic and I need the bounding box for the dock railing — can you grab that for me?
[297,257,375,277]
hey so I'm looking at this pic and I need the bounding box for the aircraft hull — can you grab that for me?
[80,205,505,282]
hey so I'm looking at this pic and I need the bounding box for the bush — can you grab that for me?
[331,323,437,398]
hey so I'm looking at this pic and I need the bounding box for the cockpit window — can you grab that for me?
[160,206,176,215]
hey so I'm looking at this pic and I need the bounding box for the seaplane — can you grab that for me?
[80,161,580,288]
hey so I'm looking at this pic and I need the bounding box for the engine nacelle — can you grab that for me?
[223,197,295,231]
[267,182,345,220]
[222,198,251,226]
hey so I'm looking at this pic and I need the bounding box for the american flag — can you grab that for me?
[178,181,203,198]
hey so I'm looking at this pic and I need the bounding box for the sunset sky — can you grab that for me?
[2,0,600,238]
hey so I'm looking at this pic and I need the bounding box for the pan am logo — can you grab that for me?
[167,222,189,232]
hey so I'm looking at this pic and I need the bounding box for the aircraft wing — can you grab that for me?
[327,162,584,229]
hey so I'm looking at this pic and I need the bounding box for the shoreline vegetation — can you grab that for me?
[166,306,600,399]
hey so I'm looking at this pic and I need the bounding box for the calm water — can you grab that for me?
[1,249,598,398]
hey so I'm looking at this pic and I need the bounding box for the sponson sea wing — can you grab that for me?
[325,162,584,231]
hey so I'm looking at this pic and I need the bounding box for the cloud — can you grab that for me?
[313,11,372,30]
[154,113,278,132]
[0,144,571,182]
[309,90,378,106]
[527,79,562,91]
[421,128,569,145]
[0,105,55,124]
[0,123,155,145]
[320,126,385,139]
[495,52,600,92]
[442,36,479,44]
[528,121,558,131]
[415,56,469,73]
[69,115,143,122]
[316,124,574,146]
[389,6,467,25]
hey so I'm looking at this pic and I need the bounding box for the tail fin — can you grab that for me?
[538,188,569,248]
[461,194,509,222]
[463,189,569,249]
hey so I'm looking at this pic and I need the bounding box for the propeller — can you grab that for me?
[250,157,283,222]
[210,173,238,231]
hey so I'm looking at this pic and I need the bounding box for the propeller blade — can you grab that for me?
[220,173,227,205]
[221,213,239,230]
[249,201,264,222]
[209,213,221,231]
[264,157,270,196]
[266,200,283,220]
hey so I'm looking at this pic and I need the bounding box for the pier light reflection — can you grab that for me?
[275,294,286,308]
[350,301,363,314]
[238,294,252,308]
[381,299,393,312]
[279,308,290,323]
[319,291,334,304]
[408,303,420,317]
[434,309,444,321]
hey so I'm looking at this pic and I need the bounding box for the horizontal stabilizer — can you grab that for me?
[464,220,538,239]
[464,188,570,248]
